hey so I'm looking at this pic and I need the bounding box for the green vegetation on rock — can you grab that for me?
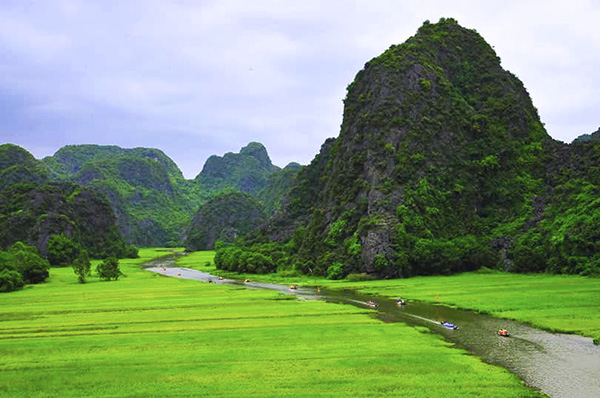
[0,144,129,263]
[42,144,203,247]
[186,192,266,250]
[40,142,292,247]
[195,142,280,195]
[258,162,302,214]
[216,18,600,279]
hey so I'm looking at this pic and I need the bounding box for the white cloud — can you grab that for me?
[0,0,599,177]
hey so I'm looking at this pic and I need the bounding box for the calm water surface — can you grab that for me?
[145,257,600,398]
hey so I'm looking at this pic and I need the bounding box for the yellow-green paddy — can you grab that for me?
[0,249,542,397]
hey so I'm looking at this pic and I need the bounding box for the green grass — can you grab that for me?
[0,249,542,397]
[182,252,600,345]
[341,272,600,344]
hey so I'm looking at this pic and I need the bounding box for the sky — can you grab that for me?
[0,1,599,178]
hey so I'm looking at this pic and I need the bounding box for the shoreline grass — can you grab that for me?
[0,248,544,397]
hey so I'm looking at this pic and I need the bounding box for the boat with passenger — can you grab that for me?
[440,321,459,330]
[366,300,379,308]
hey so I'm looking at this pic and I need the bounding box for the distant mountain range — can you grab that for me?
[1,141,301,249]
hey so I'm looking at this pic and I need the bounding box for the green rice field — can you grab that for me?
[338,272,600,345]
[0,249,542,397]
[180,252,600,345]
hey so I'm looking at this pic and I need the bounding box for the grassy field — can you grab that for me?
[180,252,600,345]
[0,248,542,397]
[342,272,600,344]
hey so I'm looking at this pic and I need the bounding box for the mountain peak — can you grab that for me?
[196,142,279,195]
[248,18,554,278]
[239,142,272,168]
[0,143,36,169]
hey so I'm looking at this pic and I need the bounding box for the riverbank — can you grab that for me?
[179,251,600,345]
[0,248,541,397]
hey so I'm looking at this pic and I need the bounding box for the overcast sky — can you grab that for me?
[1,1,598,178]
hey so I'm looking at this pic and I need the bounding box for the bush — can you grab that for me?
[9,242,49,284]
[47,234,81,266]
[96,257,123,281]
[72,250,91,283]
[0,268,24,292]
[346,273,376,282]
[124,245,139,259]
[326,262,345,280]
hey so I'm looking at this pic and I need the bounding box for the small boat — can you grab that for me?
[396,299,406,306]
[289,284,297,290]
[218,276,224,281]
[244,279,250,283]
[498,329,510,337]
[366,300,379,308]
[440,322,459,330]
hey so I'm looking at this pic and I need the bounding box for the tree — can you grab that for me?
[72,250,91,283]
[9,241,50,284]
[96,257,122,281]
[47,234,81,266]
[0,268,24,293]
[124,245,139,259]
[0,251,24,292]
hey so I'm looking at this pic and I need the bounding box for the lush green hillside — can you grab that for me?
[41,143,294,247]
[43,144,183,179]
[0,144,128,261]
[43,145,203,246]
[186,191,266,250]
[217,18,599,279]
[258,162,302,214]
[518,138,600,275]
[195,142,280,195]
[0,144,48,186]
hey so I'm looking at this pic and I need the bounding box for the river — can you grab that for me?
[144,256,600,398]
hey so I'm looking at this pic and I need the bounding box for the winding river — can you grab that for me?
[144,256,600,398]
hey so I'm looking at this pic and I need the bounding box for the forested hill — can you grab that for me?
[186,192,266,251]
[0,144,127,259]
[42,144,202,247]
[43,145,183,179]
[223,18,600,278]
